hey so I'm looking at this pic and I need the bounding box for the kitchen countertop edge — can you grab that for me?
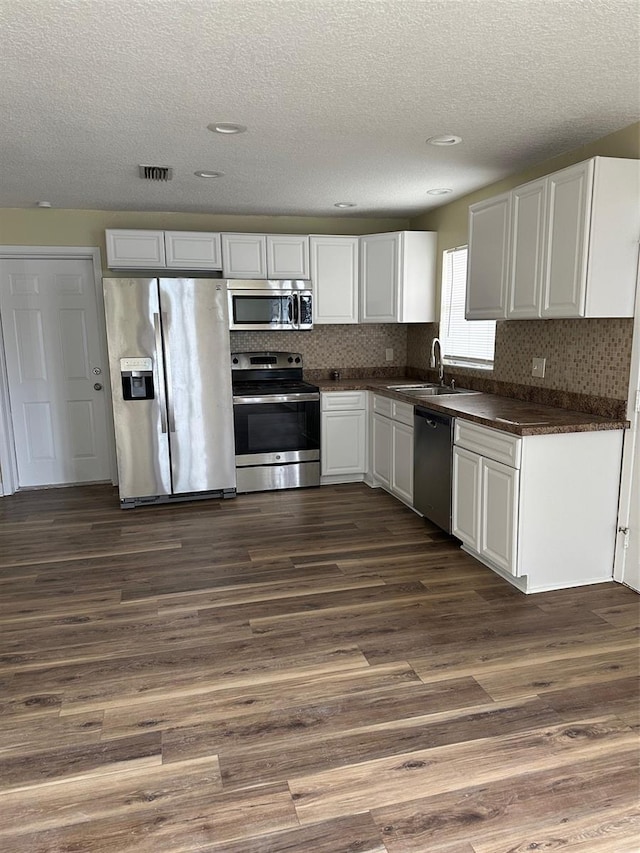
[316,378,629,436]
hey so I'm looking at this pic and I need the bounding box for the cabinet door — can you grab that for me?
[391,421,413,505]
[311,236,359,324]
[466,195,510,319]
[321,410,366,476]
[266,235,310,279]
[221,234,267,278]
[105,229,165,268]
[452,446,481,549]
[360,233,399,322]
[372,413,392,489]
[480,457,519,575]
[508,179,546,319]
[542,160,593,318]
[164,232,222,269]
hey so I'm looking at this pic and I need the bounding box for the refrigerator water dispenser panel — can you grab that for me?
[120,357,154,400]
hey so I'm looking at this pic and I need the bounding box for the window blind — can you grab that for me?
[440,246,495,366]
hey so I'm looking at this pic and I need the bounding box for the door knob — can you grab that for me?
[94,383,103,391]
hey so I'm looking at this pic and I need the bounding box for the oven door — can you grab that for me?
[233,396,320,465]
[228,290,294,330]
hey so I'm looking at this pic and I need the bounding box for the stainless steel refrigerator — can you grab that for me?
[103,278,236,508]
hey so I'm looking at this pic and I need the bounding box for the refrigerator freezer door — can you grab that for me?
[103,278,172,500]
[159,279,236,494]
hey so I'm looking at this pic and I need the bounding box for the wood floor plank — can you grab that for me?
[216,697,561,790]
[0,731,163,793]
[473,647,640,701]
[101,661,420,740]
[199,812,388,853]
[161,677,496,767]
[372,749,639,852]
[289,716,636,825]
[0,782,297,852]
[0,755,222,835]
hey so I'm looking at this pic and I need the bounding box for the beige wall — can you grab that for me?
[0,210,408,274]
[407,121,640,402]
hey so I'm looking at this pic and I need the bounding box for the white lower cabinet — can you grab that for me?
[453,420,624,593]
[371,412,392,490]
[371,394,414,507]
[321,391,368,483]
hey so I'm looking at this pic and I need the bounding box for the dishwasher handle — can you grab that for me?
[415,408,452,431]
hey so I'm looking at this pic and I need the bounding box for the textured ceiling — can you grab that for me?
[1,0,639,217]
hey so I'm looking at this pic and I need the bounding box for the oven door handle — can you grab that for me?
[233,393,320,404]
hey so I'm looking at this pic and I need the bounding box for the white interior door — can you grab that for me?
[0,257,112,487]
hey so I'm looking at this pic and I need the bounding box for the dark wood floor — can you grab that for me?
[0,483,638,852]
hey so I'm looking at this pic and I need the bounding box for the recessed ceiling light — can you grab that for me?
[207,122,247,135]
[36,201,51,208]
[427,188,453,195]
[334,202,357,208]
[194,170,224,178]
[426,134,462,146]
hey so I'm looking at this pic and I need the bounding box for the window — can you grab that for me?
[439,246,495,368]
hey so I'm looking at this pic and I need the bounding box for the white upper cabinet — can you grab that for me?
[466,194,510,320]
[222,234,310,279]
[266,235,310,279]
[164,231,222,269]
[471,156,639,320]
[542,158,638,318]
[106,229,222,270]
[360,231,437,323]
[310,235,359,324]
[105,229,166,268]
[508,179,546,319]
[221,234,268,278]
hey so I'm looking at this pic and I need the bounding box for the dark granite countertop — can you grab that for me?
[315,377,629,436]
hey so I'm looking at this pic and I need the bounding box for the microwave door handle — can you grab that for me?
[287,296,293,326]
[293,293,300,328]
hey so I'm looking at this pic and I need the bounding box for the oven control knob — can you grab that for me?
[276,455,281,460]
[295,357,301,363]
[287,356,293,363]
[232,357,238,364]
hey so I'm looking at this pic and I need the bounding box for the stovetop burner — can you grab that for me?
[231,351,318,399]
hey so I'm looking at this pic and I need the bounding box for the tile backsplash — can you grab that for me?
[407,318,633,401]
[494,319,633,399]
[230,324,408,373]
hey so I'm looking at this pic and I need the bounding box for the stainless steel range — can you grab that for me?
[231,351,320,493]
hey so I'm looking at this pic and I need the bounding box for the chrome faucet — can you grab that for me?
[430,337,445,385]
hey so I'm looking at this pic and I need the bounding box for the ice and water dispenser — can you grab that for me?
[120,357,154,400]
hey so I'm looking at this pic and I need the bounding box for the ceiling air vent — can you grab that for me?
[138,165,173,181]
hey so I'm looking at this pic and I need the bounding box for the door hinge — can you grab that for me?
[618,526,630,549]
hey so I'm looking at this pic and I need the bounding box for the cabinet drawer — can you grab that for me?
[454,420,521,469]
[373,394,393,418]
[322,391,367,412]
[392,399,414,426]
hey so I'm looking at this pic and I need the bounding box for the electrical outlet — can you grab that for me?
[531,357,546,378]
[385,348,394,362]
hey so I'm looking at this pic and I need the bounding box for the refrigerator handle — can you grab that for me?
[152,312,168,434]
[162,312,177,433]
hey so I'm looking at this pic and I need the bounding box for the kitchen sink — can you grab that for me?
[388,384,480,397]
[385,383,436,391]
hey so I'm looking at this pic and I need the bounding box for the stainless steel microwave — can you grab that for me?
[228,280,313,330]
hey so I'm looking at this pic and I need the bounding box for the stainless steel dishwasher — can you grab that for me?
[413,407,454,533]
